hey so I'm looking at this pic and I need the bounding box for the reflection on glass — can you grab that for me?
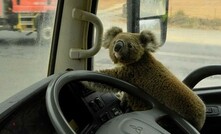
[140,0,166,18]
[139,19,161,45]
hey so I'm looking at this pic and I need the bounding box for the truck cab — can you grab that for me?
[0,0,221,133]
[0,0,56,43]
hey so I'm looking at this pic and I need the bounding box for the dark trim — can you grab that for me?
[127,0,140,33]
[161,0,169,45]
[87,0,99,70]
[48,0,64,75]
[139,15,163,20]
[16,0,20,5]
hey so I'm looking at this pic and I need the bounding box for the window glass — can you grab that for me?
[0,0,57,102]
[95,0,221,88]
[95,0,127,70]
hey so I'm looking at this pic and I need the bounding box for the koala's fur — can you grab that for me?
[84,26,206,130]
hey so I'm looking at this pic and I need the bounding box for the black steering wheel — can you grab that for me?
[183,65,221,89]
[46,70,199,134]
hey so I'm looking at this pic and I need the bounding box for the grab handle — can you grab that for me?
[70,8,103,59]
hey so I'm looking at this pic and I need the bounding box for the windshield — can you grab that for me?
[95,0,221,87]
[1,0,221,104]
[0,0,57,102]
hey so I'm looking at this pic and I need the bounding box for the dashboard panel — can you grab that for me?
[0,75,221,134]
[58,82,123,134]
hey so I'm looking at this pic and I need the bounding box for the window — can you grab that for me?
[95,0,127,70]
[95,0,221,88]
[0,0,57,102]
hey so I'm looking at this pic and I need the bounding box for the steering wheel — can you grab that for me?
[183,65,221,89]
[46,70,199,134]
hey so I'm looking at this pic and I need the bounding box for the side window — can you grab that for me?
[95,0,221,88]
[0,0,57,102]
[95,0,126,70]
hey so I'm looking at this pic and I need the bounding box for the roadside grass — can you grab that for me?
[168,10,221,30]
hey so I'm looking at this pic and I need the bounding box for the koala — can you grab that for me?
[83,26,206,130]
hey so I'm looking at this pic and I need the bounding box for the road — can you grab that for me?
[0,31,50,102]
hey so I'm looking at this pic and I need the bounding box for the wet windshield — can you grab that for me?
[0,0,221,103]
[0,0,57,102]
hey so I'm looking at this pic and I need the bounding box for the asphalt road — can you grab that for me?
[0,31,50,102]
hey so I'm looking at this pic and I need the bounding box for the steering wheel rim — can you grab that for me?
[183,65,221,89]
[46,70,199,134]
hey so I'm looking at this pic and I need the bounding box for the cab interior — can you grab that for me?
[0,0,221,134]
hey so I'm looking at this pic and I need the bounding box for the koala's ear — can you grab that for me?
[139,30,159,52]
[102,27,123,49]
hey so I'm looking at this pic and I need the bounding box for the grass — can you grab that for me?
[168,10,221,30]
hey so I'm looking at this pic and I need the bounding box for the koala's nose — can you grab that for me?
[114,41,124,52]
